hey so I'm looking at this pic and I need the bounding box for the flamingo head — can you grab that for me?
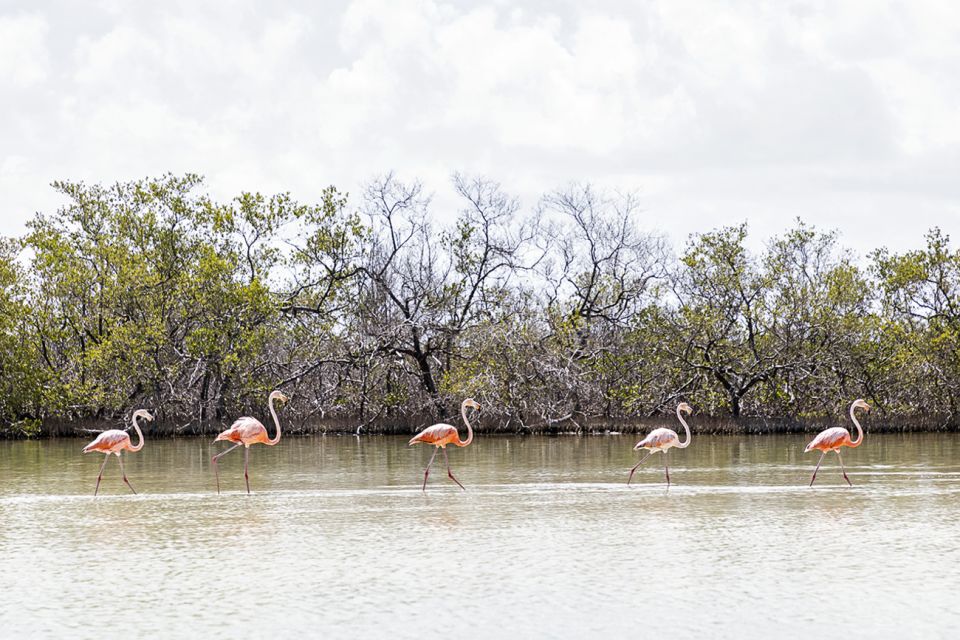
[852,398,870,413]
[463,398,480,411]
[270,390,289,403]
[677,402,693,415]
[133,409,154,422]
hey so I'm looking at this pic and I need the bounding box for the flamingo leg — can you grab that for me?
[837,450,852,486]
[421,448,439,492]
[118,454,137,495]
[244,446,251,495]
[443,448,465,491]
[627,451,653,485]
[93,454,110,496]
[663,451,670,486]
[211,442,242,495]
[809,451,826,487]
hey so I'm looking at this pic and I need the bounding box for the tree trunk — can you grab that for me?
[730,392,741,418]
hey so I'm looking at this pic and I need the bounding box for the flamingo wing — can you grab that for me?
[231,417,265,434]
[409,423,456,446]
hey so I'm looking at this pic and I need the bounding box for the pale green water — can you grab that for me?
[1,433,959,639]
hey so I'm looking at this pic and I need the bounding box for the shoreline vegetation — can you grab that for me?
[1,174,959,439]
[15,413,957,440]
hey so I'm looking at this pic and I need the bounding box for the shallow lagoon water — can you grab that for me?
[1,433,959,638]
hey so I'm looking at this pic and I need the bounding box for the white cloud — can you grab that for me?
[0,13,49,87]
[0,0,958,256]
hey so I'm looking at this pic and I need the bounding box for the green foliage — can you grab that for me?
[872,228,960,414]
[1,174,958,434]
[16,175,303,426]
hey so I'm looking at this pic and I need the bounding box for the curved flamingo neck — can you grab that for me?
[676,407,691,448]
[848,403,864,447]
[267,395,282,445]
[129,414,145,452]
[456,402,474,447]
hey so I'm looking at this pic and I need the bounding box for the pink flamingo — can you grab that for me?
[628,402,693,486]
[81,409,153,496]
[804,398,869,486]
[211,390,288,494]
[409,398,479,491]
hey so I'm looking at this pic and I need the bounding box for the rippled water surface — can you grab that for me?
[2,433,959,638]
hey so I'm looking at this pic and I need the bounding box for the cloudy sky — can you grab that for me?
[1,0,958,256]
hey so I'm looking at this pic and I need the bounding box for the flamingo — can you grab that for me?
[804,398,869,487]
[409,398,479,491]
[627,402,693,486]
[81,409,153,496]
[211,390,288,494]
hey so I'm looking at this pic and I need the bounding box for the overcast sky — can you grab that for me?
[1,0,958,256]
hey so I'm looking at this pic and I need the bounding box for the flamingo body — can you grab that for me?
[83,429,135,455]
[408,423,461,447]
[804,427,852,453]
[215,417,273,447]
[635,427,682,452]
